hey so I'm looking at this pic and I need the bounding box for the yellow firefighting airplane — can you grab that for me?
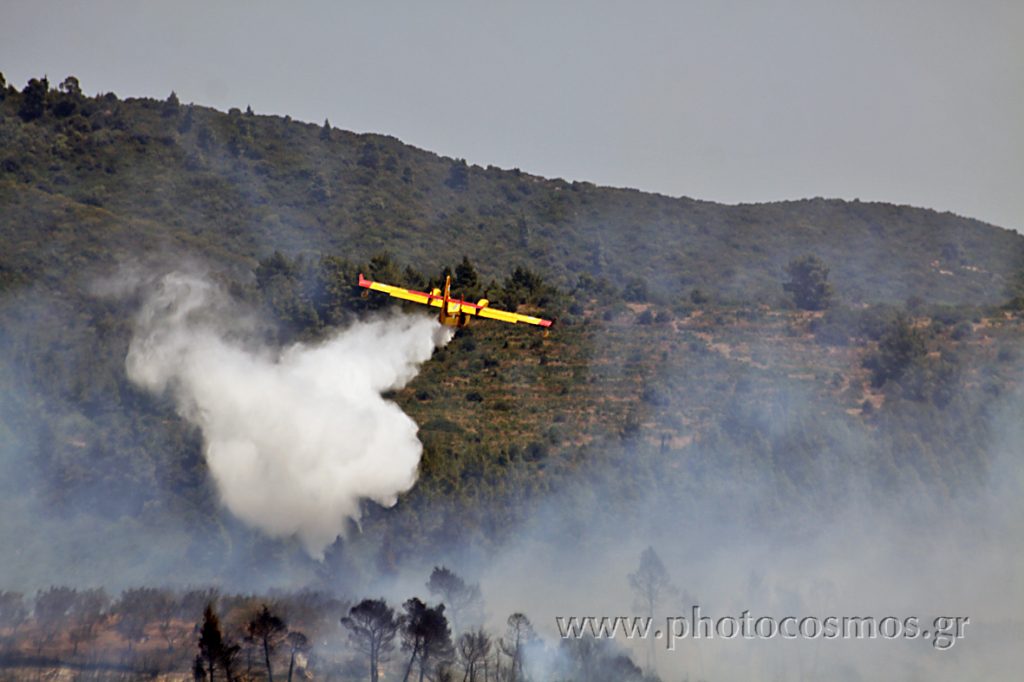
[358,273,553,331]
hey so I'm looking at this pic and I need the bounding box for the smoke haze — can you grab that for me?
[124,271,452,558]
[1,261,1019,681]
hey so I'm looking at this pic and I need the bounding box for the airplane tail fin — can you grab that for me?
[441,275,452,324]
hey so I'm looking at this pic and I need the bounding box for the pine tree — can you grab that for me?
[246,605,286,682]
[19,77,49,121]
[342,598,400,682]
[198,603,228,682]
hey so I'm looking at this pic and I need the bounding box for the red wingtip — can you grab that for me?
[540,319,554,328]
[358,273,371,288]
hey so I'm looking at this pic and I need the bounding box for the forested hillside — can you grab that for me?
[2,70,1023,568]
[1,74,1023,681]
[2,74,1022,305]
[2,68,1023,561]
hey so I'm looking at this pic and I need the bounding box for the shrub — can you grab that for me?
[783,254,833,310]
[863,315,927,387]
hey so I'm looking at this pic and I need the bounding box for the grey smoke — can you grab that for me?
[125,271,451,558]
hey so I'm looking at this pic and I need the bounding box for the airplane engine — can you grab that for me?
[476,298,489,308]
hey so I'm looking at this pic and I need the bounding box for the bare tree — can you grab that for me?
[499,613,535,682]
[153,589,180,651]
[341,598,399,682]
[628,546,675,672]
[560,637,648,682]
[561,636,598,681]
[180,588,220,622]
[285,630,309,682]
[484,646,502,682]
[0,591,27,653]
[115,587,165,652]
[400,598,427,682]
[33,586,77,655]
[456,628,491,682]
[68,588,108,655]
[426,566,484,633]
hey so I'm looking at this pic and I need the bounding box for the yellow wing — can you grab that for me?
[358,274,553,328]
[358,273,434,306]
[443,298,552,327]
[472,305,552,327]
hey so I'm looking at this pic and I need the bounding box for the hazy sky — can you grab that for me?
[2,0,1022,231]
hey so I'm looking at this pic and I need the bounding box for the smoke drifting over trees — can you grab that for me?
[1,78,1023,680]
[123,270,452,557]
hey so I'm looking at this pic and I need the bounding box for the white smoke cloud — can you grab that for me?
[125,271,451,558]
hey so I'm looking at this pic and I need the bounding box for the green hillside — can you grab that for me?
[2,75,1022,306]
[1,74,1022,583]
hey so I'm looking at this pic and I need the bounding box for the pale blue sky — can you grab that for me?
[2,0,1021,231]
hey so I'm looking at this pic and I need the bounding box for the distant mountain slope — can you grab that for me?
[2,77,1024,591]
[1,77,1021,304]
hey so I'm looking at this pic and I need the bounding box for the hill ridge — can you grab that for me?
[1,79,1022,306]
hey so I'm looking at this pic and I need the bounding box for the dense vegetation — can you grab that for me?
[2,74,1022,305]
[1,74,1023,680]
